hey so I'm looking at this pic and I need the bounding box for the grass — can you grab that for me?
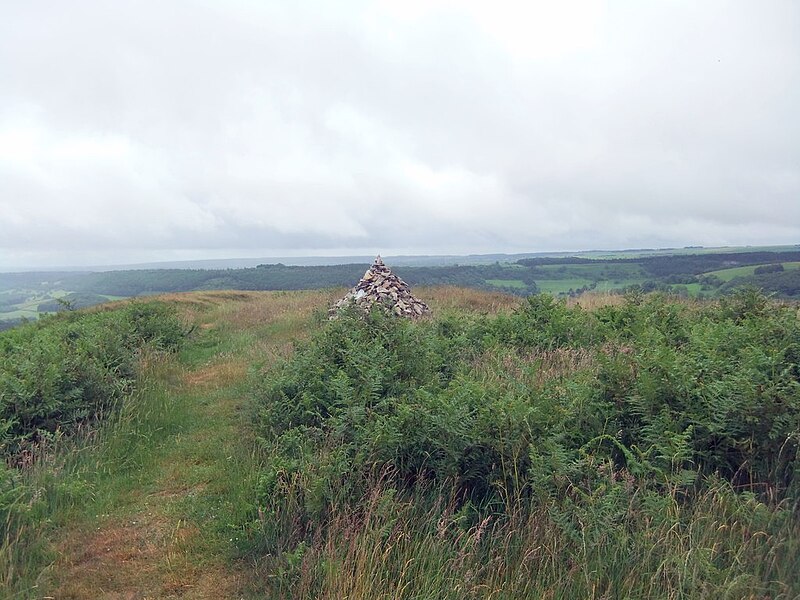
[247,289,800,599]
[3,286,518,596]
[704,261,800,282]
[2,357,182,595]
[418,286,522,314]
[485,278,527,289]
[259,478,800,599]
[0,293,58,319]
[535,263,646,277]
[534,278,595,294]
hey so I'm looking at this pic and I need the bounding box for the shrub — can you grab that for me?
[253,290,800,547]
[249,291,800,596]
[754,263,785,275]
[0,301,185,457]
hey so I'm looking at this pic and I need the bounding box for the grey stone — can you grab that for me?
[330,255,431,320]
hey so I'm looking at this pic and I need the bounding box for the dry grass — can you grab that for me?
[54,515,165,599]
[214,290,338,329]
[54,512,243,599]
[264,475,800,600]
[566,292,627,309]
[181,360,247,389]
[416,286,522,314]
[469,346,599,390]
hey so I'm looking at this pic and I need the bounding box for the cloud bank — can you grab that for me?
[1,0,798,268]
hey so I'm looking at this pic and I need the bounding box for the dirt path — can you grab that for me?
[52,363,248,599]
[47,291,331,599]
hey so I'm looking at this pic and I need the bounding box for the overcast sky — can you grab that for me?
[1,1,798,269]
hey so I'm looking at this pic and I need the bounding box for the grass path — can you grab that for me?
[44,291,332,599]
[22,287,517,598]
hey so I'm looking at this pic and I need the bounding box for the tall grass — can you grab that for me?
[259,476,799,599]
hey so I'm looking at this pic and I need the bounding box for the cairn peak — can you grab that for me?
[330,256,430,319]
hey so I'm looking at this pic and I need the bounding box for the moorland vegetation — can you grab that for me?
[249,288,800,597]
[0,287,797,598]
[0,302,186,593]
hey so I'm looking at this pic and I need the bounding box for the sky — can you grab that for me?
[1,0,799,269]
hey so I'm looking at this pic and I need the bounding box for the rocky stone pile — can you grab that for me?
[331,256,430,319]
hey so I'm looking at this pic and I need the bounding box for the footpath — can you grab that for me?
[47,291,328,599]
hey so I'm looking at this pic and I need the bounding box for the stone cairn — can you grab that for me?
[330,256,430,319]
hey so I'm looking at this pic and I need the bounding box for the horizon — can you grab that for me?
[3,242,799,274]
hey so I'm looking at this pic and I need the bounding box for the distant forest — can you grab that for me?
[1,249,799,329]
[58,250,800,298]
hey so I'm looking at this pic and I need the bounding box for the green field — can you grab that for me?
[534,263,647,278]
[486,278,527,288]
[0,291,125,324]
[704,261,800,282]
[534,278,595,294]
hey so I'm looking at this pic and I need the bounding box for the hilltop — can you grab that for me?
[1,286,798,598]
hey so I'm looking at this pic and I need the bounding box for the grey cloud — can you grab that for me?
[1,0,798,268]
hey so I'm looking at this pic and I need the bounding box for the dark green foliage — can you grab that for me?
[600,294,800,496]
[722,267,800,299]
[519,250,800,277]
[0,301,186,595]
[754,263,785,275]
[0,292,30,308]
[249,290,800,596]
[253,290,800,560]
[494,294,606,349]
[0,319,25,332]
[36,292,111,312]
[67,264,538,297]
[0,301,185,456]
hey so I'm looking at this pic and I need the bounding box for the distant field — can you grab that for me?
[582,244,800,259]
[486,279,527,289]
[535,279,595,294]
[534,263,646,278]
[675,283,704,295]
[704,261,800,282]
[0,290,125,323]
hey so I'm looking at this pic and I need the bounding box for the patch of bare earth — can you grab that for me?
[182,360,247,389]
[53,508,243,599]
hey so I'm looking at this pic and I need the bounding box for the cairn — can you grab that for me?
[331,256,430,319]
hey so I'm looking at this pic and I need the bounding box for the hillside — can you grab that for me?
[2,246,800,329]
[1,287,798,598]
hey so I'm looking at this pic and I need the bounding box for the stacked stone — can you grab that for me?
[331,256,430,319]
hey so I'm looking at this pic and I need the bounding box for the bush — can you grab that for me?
[0,301,185,457]
[254,290,800,531]
[250,291,800,596]
[754,263,785,275]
